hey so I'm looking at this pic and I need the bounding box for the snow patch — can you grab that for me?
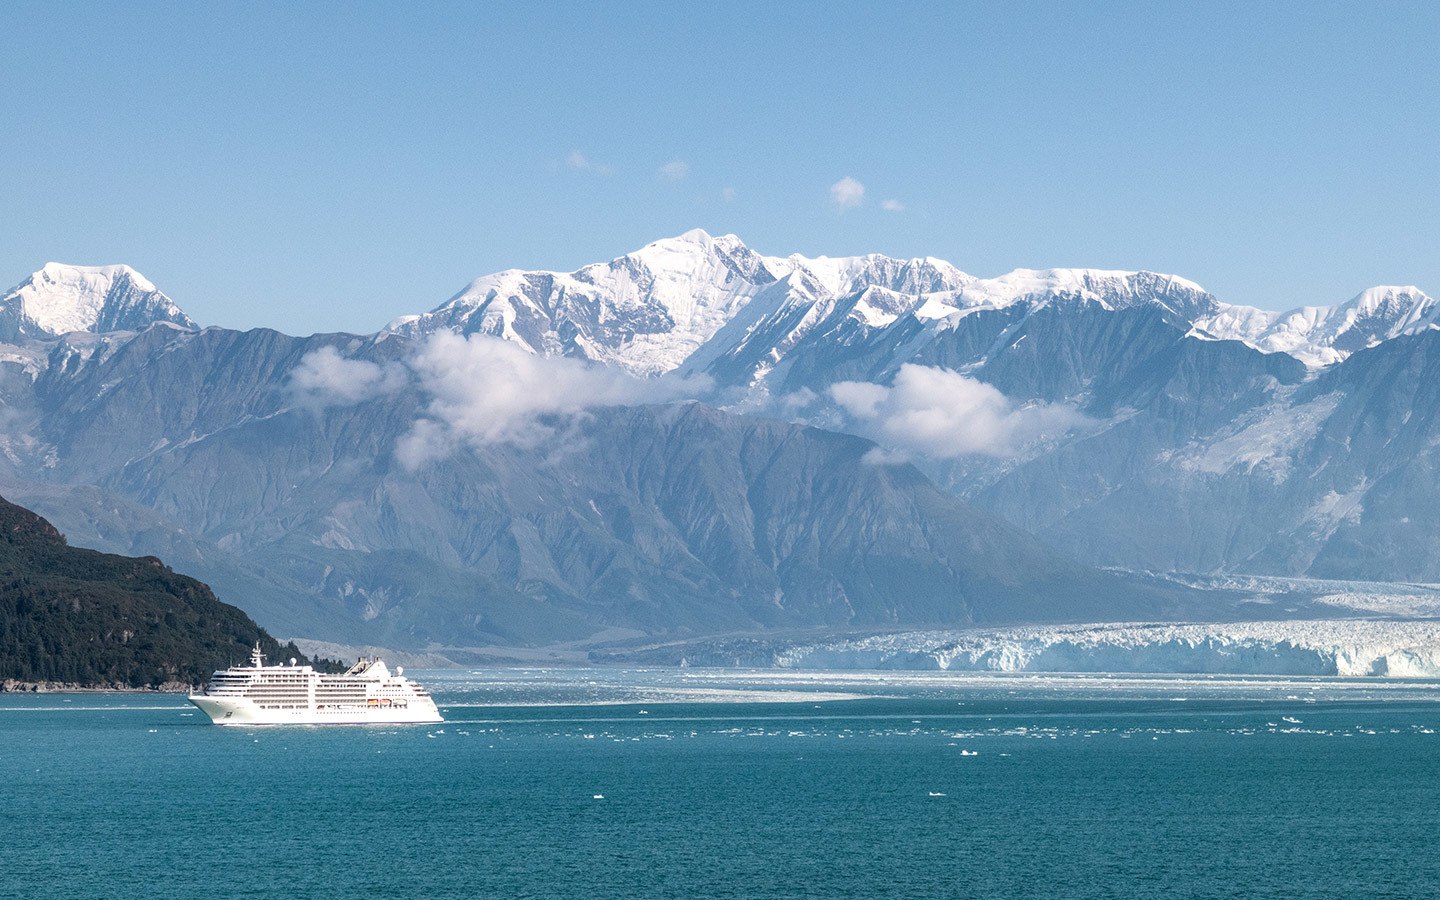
[1177,392,1341,481]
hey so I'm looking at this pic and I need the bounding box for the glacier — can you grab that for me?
[635,620,1440,678]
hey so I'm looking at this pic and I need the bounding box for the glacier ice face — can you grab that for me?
[696,620,1440,678]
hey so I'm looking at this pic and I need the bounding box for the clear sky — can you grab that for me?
[2,1,1437,335]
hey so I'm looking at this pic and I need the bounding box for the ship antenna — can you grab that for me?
[251,642,265,668]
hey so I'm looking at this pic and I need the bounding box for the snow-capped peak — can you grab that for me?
[0,263,196,341]
[1349,285,1431,315]
[772,252,973,297]
[391,230,783,375]
[953,268,1209,311]
[1202,284,1439,367]
[387,231,1438,377]
[41,262,157,294]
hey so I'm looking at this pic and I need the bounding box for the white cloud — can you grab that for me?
[396,332,709,468]
[658,159,689,181]
[830,176,865,209]
[290,346,407,408]
[829,380,888,418]
[830,364,1087,459]
[881,199,905,212]
[565,149,612,175]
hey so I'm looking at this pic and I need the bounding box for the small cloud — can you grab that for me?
[777,387,818,416]
[721,186,737,203]
[831,364,1088,459]
[658,160,689,182]
[830,176,865,210]
[881,199,905,212]
[565,149,612,175]
[862,447,908,466]
[289,346,407,409]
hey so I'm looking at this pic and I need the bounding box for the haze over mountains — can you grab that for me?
[2,232,1438,651]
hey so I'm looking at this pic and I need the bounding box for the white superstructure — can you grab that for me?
[188,644,442,726]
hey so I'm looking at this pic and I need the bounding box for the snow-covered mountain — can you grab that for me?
[0,263,196,340]
[375,231,1440,585]
[14,235,1430,377]
[1198,285,1439,367]
[386,230,781,375]
[6,234,1440,645]
[389,230,1435,386]
[386,230,976,376]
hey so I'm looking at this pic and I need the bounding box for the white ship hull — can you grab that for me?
[188,644,444,726]
[188,694,443,726]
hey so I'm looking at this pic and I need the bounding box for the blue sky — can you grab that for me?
[2,2,1437,334]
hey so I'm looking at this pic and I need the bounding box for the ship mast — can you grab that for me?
[250,642,265,668]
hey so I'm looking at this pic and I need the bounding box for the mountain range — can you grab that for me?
[2,232,1438,651]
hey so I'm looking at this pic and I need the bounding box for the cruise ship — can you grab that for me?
[188,644,443,726]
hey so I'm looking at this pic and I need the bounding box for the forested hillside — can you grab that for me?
[0,495,319,688]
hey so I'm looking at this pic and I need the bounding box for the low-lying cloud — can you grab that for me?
[290,346,407,408]
[396,332,710,468]
[831,364,1087,460]
[289,335,712,468]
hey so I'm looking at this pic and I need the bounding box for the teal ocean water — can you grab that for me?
[4,669,1440,899]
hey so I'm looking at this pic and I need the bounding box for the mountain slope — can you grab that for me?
[0,493,314,688]
[954,324,1440,580]
[0,324,1197,646]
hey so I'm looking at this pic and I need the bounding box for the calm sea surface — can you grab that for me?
[3,669,1440,899]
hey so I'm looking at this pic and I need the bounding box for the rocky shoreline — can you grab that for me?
[1,679,194,693]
